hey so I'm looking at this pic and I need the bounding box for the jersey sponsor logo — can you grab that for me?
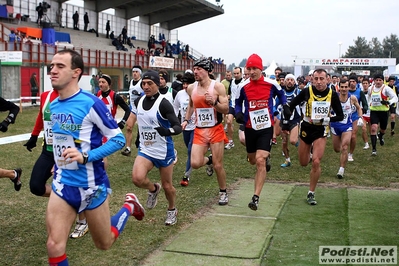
[249,100,268,109]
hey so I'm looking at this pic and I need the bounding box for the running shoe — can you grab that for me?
[248,195,259,211]
[391,130,395,136]
[206,154,213,176]
[378,133,384,146]
[125,193,145,220]
[272,138,277,145]
[224,142,235,150]
[121,147,131,156]
[280,160,291,168]
[266,155,271,172]
[307,192,317,205]
[371,150,377,156]
[218,192,229,205]
[69,222,89,239]
[180,177,189,187]
[337,169,344,179]
[146,183,161,209]
[173,149,178,165]
[11,168,22,191]
[165,209,178,226]
[348,154,354,162]
[363,143,370,150]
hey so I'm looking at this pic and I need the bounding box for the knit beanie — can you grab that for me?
[141,70,160,87]
[101,74,112,86]
[246,54,263,70]
[159,70,169,82]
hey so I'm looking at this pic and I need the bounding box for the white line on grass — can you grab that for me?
[212,213,277,220]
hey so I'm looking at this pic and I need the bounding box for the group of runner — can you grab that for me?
[1,49,398,265]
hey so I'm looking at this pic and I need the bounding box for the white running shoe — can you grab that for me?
[146,183,161,209]
[363,143,370,150]
[218,192,229,205]
[165,209,178,226]
[348,154,354,162]
[173,149,178,165]
[69,222,89,239]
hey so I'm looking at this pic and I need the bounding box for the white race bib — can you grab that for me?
[53,133,78,170]
[196,108,216,127]
[43,121,53,145]
[249,108,271,130]
[311,101,330,120]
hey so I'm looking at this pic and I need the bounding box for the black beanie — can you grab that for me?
[159,70,169,82]
[101,74,112,86]
[141,70,160,87]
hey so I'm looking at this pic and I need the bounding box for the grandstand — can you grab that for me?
[0,0,226,100]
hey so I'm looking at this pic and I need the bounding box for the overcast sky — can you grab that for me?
[177,0,399,67]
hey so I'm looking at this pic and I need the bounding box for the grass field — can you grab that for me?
[0,107,398,265]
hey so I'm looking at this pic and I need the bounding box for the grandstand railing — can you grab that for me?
[0,41,226,73]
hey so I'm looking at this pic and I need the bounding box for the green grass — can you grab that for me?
[0,107,398,265]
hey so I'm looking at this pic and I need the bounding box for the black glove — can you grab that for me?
[5,113,16,124]
[381,100,390,105]
[118,120,126,130]
[154,127,171,136]
[23,135,38,152]
[0,120,10,132]
[235,112,245,124]
[273,110,279,117]
[283,104,292,120]
[362,108,367,115]
[281,119,290,131]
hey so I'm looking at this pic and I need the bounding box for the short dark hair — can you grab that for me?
[313,69,327,76]
[56,49,84,81]
[339,79,349,86]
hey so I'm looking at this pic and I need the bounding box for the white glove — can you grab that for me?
[321,117,330,126]
[357,117,364,127]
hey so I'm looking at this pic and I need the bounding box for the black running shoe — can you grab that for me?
[11,168,22,191]
[248,195,259,211]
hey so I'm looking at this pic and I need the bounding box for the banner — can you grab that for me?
[295,58,396,67]
[149,56,174,69]
[0,51,23,65]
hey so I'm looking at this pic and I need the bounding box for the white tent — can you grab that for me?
[263,60,278,77]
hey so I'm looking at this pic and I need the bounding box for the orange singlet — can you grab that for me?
[191,80,228,146]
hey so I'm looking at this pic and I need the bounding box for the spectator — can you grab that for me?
[135,46,141,55]
[109,31,115,40]
[161,39,166,52]
[121,26,127,44]
[126,37,135,49]
[106,20,110,38]
[90,75,96,94]
[94,74,100,95]
[123,74,129,90]
[36,3,43,25]
[72,11,79,30]
[154,48,161,56]
[8,30,16,43]
[83,12,89,32]
[30,73,39,105]
[185,43,190,55]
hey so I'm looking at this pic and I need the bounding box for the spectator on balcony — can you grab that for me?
[106,20,111,38]
[36,3,43,25]
[185,44,190,56]
[109,31,115,40]
[72,11,79,30]
[83,12,89,32]
[165,41,172,58]
[121,26,127,44]
[126,37,135,49]
[154,48,162,56]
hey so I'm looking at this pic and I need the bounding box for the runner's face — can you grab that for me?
[225,72,232,81]
[193,66,208,81]
[132,70,141,80]
[339,82,349,95]
[50,53,80,91]
[99,78,109,92]
[374,78,383,88]
[349,80,357,90]
[247,67,262,81]
[312,71,328,91]
[159,77,167,87]
[285,78,296,88]
[233,70,242,80]
[362,81,369,91]
[141,79,158,96]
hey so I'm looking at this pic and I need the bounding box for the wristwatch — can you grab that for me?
[82,152,89,164]
[169,128,175,134]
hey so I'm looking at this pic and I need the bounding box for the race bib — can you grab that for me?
[311,101,330,120]
[139,127,159,146]
[370,94,382,106]
[43,120,53,145]
[53,133,78,170]
[196,108,216,127]
[249,108,271,130]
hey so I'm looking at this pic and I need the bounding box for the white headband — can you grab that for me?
[132,68,142,75]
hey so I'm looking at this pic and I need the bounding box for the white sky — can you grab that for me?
[177,0,399,66]
[67,0,399,67]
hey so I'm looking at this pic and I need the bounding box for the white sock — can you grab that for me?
[308,190,314,195]
[339,167,344,173]
[286,157,291,162]
[78,218,87,224]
